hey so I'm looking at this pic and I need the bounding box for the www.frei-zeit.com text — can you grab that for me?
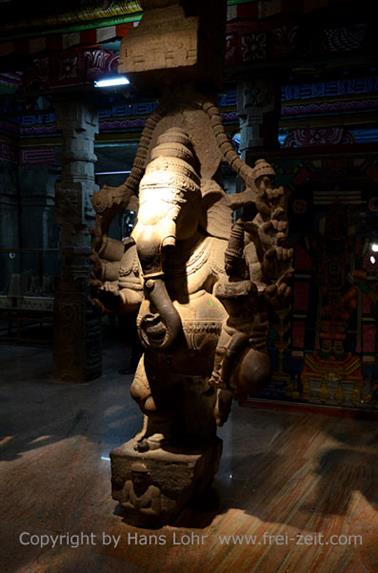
[18,531,363,549]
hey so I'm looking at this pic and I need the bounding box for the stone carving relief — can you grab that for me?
[119,5,198,73]
[120,462,162,518]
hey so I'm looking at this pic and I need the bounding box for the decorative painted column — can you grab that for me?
[53,99,102,381]
[236,77,281,159]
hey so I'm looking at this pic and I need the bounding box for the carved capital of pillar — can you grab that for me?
[55,100,99,186]
[236,78,280,156]
[118,0,227,91]
[55,100,98,136]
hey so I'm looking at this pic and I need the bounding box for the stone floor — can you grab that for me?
[0,341,377,573]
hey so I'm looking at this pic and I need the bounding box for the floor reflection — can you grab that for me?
[1,343,377,573]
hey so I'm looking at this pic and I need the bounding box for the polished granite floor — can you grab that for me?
[0,341,377,573]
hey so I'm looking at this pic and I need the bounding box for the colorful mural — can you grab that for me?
[259,153,378,409]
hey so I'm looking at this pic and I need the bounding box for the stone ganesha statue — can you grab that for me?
[90,94,292,522]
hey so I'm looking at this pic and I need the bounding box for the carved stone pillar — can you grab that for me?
[0,159,19,291]
[53,99,102,382]
[236,78,280,159]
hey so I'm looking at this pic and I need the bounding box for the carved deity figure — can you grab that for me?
[91,94,292,453]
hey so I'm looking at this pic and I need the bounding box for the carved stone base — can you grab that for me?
[110,438,222,526]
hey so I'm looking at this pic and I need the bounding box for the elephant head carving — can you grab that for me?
[132,128,202,349]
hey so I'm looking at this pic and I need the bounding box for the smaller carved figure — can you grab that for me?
[209,172,293,426]
[120,462,161,517]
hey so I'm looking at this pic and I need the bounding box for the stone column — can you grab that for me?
[53,99,102,381]
[0,159,20,292]
[236,77,281,160]
[18,166,58,282]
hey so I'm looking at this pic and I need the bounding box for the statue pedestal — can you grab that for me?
[110,438,222,526]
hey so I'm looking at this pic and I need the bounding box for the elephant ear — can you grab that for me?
[199,179,233,239]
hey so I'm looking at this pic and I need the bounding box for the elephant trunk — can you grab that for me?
[133,219,176,278]
[133,219,181,350]
[139,277,181,349]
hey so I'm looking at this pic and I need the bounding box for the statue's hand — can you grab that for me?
[228,186,256,209]
[100,281,120,295]
[263,246,293,282]
[258,219,288,252]
[91,281,120,314]
[118,288,144,313]
[264,273,292,309]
